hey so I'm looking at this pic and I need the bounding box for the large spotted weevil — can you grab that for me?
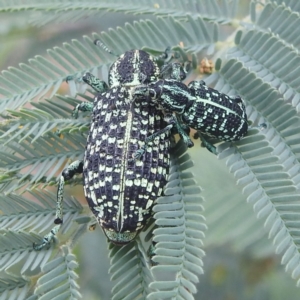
[133,74,248,155]
[34,42,172,250]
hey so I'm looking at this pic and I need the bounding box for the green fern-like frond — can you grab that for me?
[254,2,300,51]
[218,135,300,284]
[0,0,239,25]
[149,142,205,299]
[0,231,51,273]
[0,93,91,144]
[0,64,64,114]
[0,190,82,234]
[203,159,274,257]
[0,133,85,189]
[0,17,217,114]
[108,238,154,300]
[230,29,300,104]
[31,246,81,299]
[209,62,300,283]
[202,4,300,283]
[0,273,30,300]
[266,0,300,14]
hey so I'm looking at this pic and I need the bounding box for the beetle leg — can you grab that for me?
[164,113,193,148]
[173,115,194,148]
[160,62,187,81]
[94,39,118,57]
[82,72,108,93]
[258,123,267,130]
[197,132,217,155]
[65,75,82,83]
[131,124,173,161]
[154,46,172,62]
[72,102,94,119]
[148,241,158,266]
[230,95,243,104]
[33,160,83,251]
[66,72,108,93]
[70,73,109,118]
[247,120,267,131]
[254,123,267,130]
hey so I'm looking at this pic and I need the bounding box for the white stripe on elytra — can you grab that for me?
[130,50,141,85]
[164,82,246,120]
[162,83,195,113]
[117,107,132,231]
[195,97,245,119]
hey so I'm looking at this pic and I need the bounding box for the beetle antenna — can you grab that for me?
[94,39,118,57]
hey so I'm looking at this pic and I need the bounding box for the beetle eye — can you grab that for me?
[148,89,156,98]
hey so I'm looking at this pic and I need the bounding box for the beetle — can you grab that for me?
[133,77,248,154]
[34,45,172,250]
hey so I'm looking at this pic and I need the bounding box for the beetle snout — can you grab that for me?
[82,72,92,83]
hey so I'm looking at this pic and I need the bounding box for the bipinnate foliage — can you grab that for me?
[0,0,299,299]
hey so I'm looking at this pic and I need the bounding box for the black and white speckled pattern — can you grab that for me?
[109,50,160,87]
[186,80,248,141]
[83,87,170,237]
[135,78,248,142]
[33,49,170,250]
[82,49,170,244]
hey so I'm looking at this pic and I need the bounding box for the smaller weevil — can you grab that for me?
[134,78,248,154]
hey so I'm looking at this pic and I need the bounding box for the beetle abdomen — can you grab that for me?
[83,86,170,243]
[185,81,248,141]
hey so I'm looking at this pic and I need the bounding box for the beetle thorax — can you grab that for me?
[109,50,160,87]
